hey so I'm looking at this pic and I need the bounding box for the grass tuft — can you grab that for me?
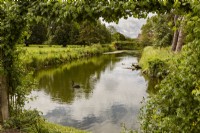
[139,46,174,71]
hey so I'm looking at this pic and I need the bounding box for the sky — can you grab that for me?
[103,17,147,38]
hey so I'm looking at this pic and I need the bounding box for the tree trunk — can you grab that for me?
[176,18,185,52]
[171,30,179,51]
[175,25,184,52]
[0,76,9,123]
[171,15,179,51]
[0,46,9,123]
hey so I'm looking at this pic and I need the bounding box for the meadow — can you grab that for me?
[19,44,112,70]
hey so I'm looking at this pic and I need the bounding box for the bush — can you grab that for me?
[3,110,88,133]
[112,40,140,50]
[148,59,169,78]
[139,46,173,78]
[4,110,41,132]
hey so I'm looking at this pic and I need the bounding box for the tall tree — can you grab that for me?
[175,17,185,52]
[139,14,173,48]
[51,23,71,46]
[78,20,111,45]
[171,15,179,51]
[26,21,47,45]
[112,32,126,41]
[170,14,186,52]
[139,17,154,47]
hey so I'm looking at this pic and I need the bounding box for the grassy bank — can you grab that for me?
[1,110,89,133]
[139,46,173,70]
[25,120,89,133]
[20,44,112,70]
[37,120,89,133]
[139,46,177,78]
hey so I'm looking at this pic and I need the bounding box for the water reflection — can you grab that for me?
[142,74,161,94]
[35,55,120,103]
[27,52,147,133]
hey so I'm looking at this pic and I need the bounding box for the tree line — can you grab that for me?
[24,19,127,47]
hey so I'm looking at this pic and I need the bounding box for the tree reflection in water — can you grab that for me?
[35,54,120,103]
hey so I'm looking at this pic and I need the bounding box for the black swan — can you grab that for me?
[72,81,80,88]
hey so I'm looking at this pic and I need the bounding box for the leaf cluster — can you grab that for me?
[139,13,173,48]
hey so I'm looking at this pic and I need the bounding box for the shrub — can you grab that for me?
[112,40,140,50]
[4,110,41,132]
[4,110,88,133]
[148,59,169,78]
[139,46,173,78]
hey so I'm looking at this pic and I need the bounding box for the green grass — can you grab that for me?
[2,110,89,133]
[19,44,112,70]
[38,120,89,133]
[139,46,175,71]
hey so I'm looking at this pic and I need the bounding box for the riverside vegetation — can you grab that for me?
[1,1,200,133]
[137,10,200,132]
[4,110,89,133]
[20,41,141,71]
[20,44,113,70]
[139,46,175,78]
[138,44,200,132]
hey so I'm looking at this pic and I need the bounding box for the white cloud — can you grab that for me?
[102,17,147,38]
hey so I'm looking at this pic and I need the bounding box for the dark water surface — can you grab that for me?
[26,52,148,133]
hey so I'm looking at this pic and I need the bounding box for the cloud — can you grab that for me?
[102,17,147,38]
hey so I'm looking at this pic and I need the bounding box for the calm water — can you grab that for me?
[26,52,148,133]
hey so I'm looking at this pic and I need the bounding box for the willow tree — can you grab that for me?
[0,0,192,124]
